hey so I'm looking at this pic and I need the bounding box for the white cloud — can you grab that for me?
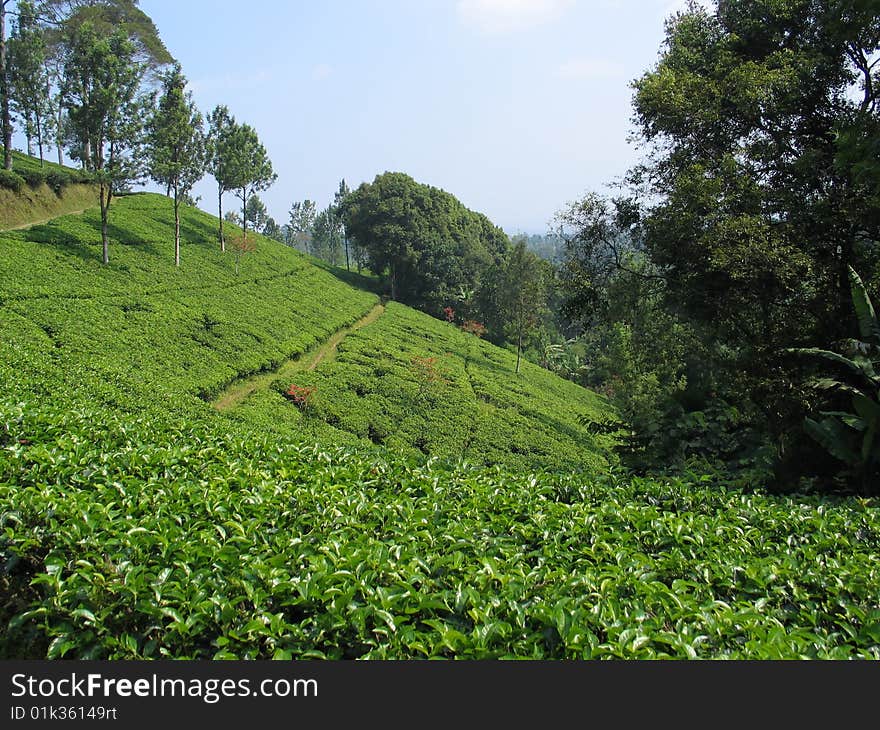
[557,57,624,80]
[456,0,575,35]
[312,64,333,81]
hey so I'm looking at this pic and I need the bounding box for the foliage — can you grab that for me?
[62,20,147,264]
[206,104,236,250]
[619,0,880,486]
[0,167,24,191]
[236,302,615,472]
[1,186,878,660]
[146,62,206,266]
[2,397,879,659]
[284,383,316,412]
[244,195,268,231]
[492,237,548,373]
[342,172,509,311]
[41,0,174,70]
[7,0,53,164]
[286,199,316,251]
[792,267,880,493]
[0,192,378,401]
[225,122,276,241]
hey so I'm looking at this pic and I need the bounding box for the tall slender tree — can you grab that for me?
[206,104,235,251]
[497,238,547,374]
[227,123,276,242]
[1,0,13,170]
[287,198,316,251]
[146,62,205,267]
[8,1,52,165]
[63,22,146,264]
[334,178,351,271]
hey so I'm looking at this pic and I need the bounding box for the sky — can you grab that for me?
[82,1,697,234]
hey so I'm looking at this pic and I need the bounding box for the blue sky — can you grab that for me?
[114,2,694,233]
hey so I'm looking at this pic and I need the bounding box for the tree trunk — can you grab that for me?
[174,187,180,267]
[390,264,397,301]
[26,133,34,158]
[345,238,350,272]
[218,184,225,252]
[56,100,63,167]
[83,132,92,170]
[0,2,11,171]
[515,326,523,374]
[100,182,110,265]
[241,188,248,242]
[36,114,44,167]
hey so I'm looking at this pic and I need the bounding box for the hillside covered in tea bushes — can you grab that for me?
[1,192,879,660]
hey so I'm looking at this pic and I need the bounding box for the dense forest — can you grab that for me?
[1,0,879,663]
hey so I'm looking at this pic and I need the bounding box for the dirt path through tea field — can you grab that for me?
[213,302,385,411]
[2,207,92,231]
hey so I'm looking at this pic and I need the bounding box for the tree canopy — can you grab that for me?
[343,172,509,312]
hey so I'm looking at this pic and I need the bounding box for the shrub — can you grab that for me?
[790,266,880,494]
[0,169,24,193]
[18,168,46,188]
[461,320,487,338]
[70,169,94,185]
[284,383,316,412]
[45,170,71,194]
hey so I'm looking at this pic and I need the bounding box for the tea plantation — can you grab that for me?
[1,193,879,659]
[223,302,614,472]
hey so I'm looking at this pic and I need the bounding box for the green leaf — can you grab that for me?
[789,348,869,379]
[849,266,880,345]
[804,417,860,466]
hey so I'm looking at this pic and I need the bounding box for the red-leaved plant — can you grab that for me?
[461,320,488,338]
[285,383,316,412]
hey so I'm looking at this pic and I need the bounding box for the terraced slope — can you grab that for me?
[225,302,614,472]
[0,193,379,406]
[0,192,614,470]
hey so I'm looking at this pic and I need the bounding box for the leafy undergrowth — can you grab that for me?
[230,303,613,472]
[2,397,879,659]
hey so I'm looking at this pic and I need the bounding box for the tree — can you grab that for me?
[342,172,508,309]
[8,1,52,165]
[1,0,13,170]
[495,238,547,374]
[206,104,235,251]
[287,198,316,251]
[43,0,172,170]
[226,122,275,242]
[262,216,283,242]
[334,178,351,270]
[63,21,146,264]
[590,0,880,483]
[41,0,173,69]
[312,204,342,264]
[244,194,267,231]
[146,62,205,267]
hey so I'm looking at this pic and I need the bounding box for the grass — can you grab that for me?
[0,152,97,230]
